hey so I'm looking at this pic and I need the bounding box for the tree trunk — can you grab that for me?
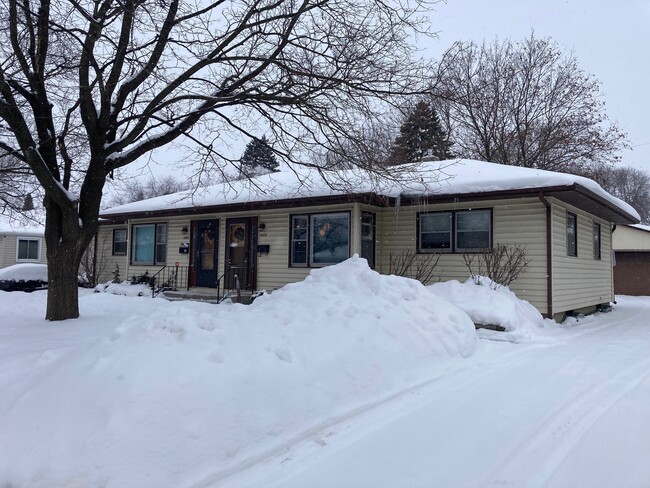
[46,245,82,320]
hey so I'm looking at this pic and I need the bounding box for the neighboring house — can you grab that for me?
[612,224,650,296]
[98,159,639,321]
[0,215,46,269]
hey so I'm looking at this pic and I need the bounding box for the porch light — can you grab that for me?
[181,226,189,234]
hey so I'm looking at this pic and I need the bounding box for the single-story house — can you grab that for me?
[0,215,46,269]
[612,224,650,296]
[98,159,639,321]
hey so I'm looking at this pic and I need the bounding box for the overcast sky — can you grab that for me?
[425,0,650,171]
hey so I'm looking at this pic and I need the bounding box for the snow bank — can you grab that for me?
[429,277,551,342]
[0,257,475,488]
[0,263,47,282]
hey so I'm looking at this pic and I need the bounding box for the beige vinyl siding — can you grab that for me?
[0,232,46,269]
[103,203,360,290]
[96,225,128,283]
[613,225,650,251]
[551,198,613,314]
[376,197,549,314]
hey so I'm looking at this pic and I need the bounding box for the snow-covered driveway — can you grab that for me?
[219,296,650,488]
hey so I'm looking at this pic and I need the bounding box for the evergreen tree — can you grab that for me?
[21,194,34,212]
[239,136,280,178]
[388,101,453,165]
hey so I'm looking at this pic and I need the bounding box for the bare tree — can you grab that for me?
[0,0,434,320]
[596,166,650,224]
[432,34,627,174]
[110,175,191,206]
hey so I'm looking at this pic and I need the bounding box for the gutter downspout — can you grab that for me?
[538,192,553,319]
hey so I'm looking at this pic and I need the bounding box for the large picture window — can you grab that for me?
[112,228,127,256]
[131,223,167,265]
[289,212,350,267]
[418,209,491,253]
[16,237,40,261]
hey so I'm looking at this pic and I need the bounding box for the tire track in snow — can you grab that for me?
[187,342,552,488]
[481,312,650,486]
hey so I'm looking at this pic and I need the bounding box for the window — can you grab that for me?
[418,209,491,253]
[419,212,452,251]
[16,237,40,261]
[291,215,308,266]
[456,210,491,251]
[593,222,601,260]
[361,212,375,268]
[567,212,577,257]
[131,223,167,265]
[112,229,127,256]
[289,212,350,267]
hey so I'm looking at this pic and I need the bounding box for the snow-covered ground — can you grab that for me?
[1,259,649,488]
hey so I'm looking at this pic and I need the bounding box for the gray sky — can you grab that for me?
[424,0,650,171]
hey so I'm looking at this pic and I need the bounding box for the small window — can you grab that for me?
[361,212,375,268]
[456,209,491,251]
[567,212,577,257]
[112,229,127,256]
[131,223,167,265]
[291,215,308,266]
[593,222,601,260]
[419,212,452,252]
[17,238,40,261]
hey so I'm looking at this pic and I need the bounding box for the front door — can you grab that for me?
[190,219,219,287]
[225,217,257,290]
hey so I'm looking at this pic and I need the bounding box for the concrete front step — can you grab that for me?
[162,289,254,304]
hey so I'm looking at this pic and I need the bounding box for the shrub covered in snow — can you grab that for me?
[429,276,553,341]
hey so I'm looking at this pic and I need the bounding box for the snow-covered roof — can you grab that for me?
[100,159,640,223]
[0,214,45,235]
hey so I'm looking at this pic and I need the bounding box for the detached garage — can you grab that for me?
[613,224,650,296]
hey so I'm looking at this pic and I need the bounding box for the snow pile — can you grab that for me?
[0,263,47,282]
[0,257,475,488]
[429,277,550,342]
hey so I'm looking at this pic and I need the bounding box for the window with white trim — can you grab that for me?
[16,237,40,261]
[289,212,350,267]
[131,223,167,265]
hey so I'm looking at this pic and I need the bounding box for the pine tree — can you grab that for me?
[388,101,453,165]
[21,194,34,211]
[239,136,280,178]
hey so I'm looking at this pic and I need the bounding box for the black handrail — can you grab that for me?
[215,266,245,303]
[150,264,190,298]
